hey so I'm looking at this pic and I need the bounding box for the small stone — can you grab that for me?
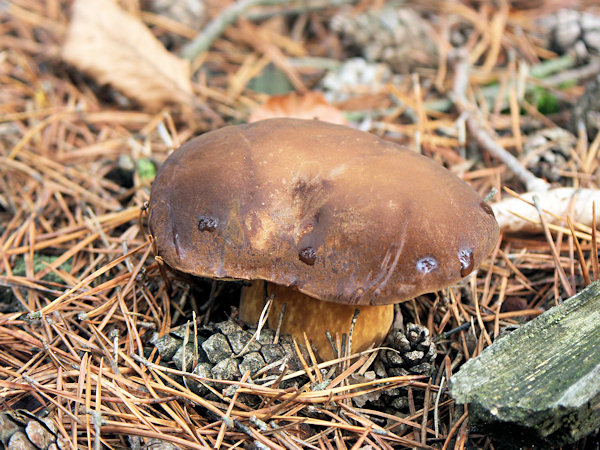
[260,343,287,365]
[239,352,266,376]
[211,357,241,381]
[202,334,232,364]
[228,329,261,355]
[363,371,376,381]
[255,328,275,345]
[223,384,240,398]
[188,362,214,395]
[117,154,135,172]
[214,320,244,336]
[172,343,198,372]
[153,333,183,361]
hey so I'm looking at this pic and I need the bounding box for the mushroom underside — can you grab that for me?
[240,280,394,361]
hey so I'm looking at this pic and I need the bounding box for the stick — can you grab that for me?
[450,48,550,193]
[182,0,361,60]
[182,0,290,60]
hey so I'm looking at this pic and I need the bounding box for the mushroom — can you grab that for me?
[149,118,499,360]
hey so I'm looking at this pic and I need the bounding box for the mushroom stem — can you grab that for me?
[240,280,394,361]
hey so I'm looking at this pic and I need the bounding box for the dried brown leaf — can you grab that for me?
[61,0,193,110]
[248,92,348,125]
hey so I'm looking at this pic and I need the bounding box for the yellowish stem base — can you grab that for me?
[240,280,394,361]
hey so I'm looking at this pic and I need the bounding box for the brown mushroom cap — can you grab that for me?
[149,118,499,306]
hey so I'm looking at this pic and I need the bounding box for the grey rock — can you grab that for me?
[239,352,266,376]
[172,342,197,372]
[211,357,241,381]
[202,333,232,364]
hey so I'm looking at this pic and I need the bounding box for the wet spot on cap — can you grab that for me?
[198,215,219,232]
[416,256,438,274]
[480,201,495,218]
[298,246,317,266]
[458,248,474,277]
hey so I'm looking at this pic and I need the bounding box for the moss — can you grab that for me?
[137,157,157,184]
[8,254,72,284]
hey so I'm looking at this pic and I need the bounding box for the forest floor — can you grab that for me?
[1,0,600,448]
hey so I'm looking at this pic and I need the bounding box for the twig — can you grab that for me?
[567,216,591,286]
[593,202,599,281]
[434,322,472,341]
[182,0,291,60]
[533,196,575,298]
[345,309,360,359]
[236,293,274,356]
[273,301,286,345]
[183,0,361,60]
[422,54,577,113]
[451,48,550,193]
[433,376,445,438]
[542,56,600,88]
[441,407,468,450]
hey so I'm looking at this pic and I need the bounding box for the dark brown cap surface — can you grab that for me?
[149,118,499,305]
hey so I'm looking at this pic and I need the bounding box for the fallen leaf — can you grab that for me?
[248,91,348,125]
[492,187,600,233]
[62,0,193,110]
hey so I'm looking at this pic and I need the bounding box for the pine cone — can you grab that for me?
[319,58,395,103]
[571,73,600,139]
[0,410,68,450]
[351,323,439,415]
[377,323,437,377]
[153,320,312,396]
[330,7,437,72]
[538,9,600,60]
[523,128,576,183]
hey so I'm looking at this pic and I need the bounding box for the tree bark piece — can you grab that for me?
[449,282,600,447]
